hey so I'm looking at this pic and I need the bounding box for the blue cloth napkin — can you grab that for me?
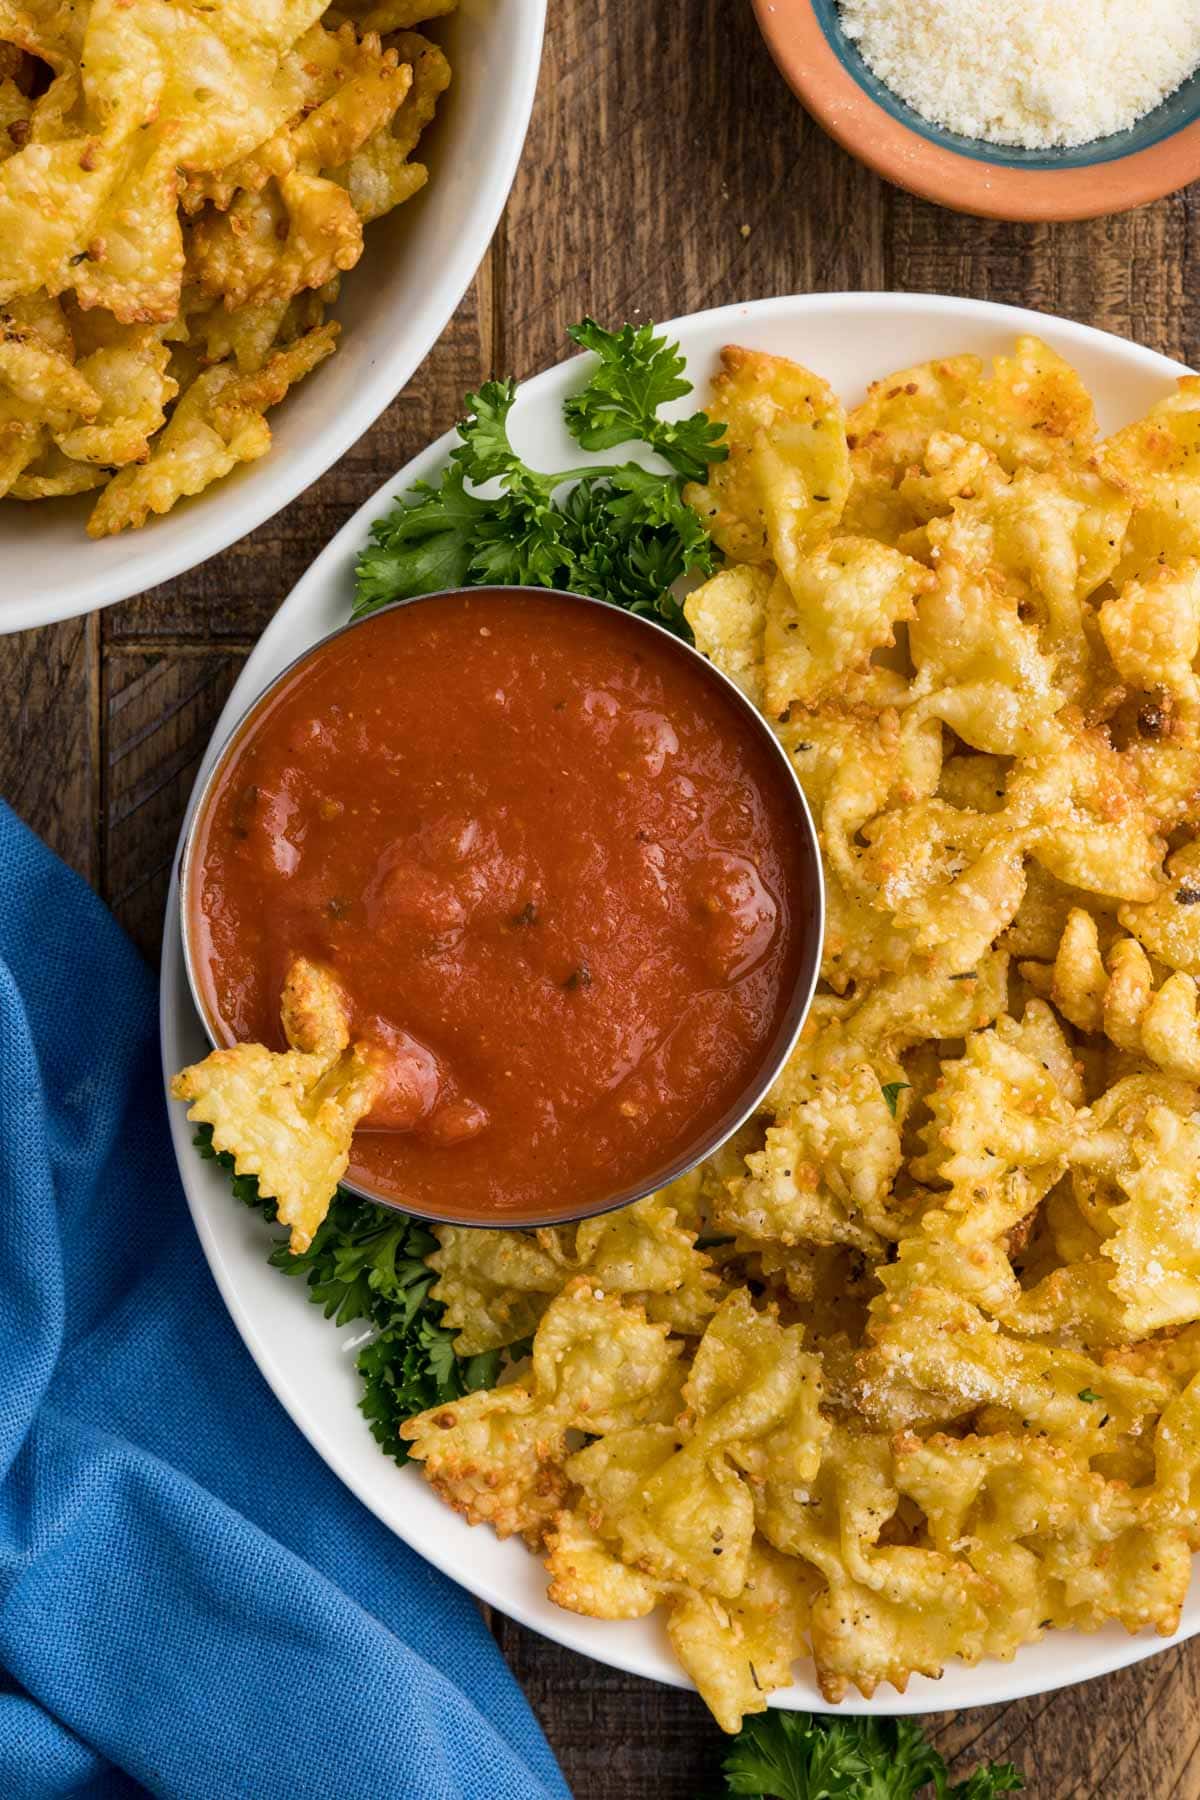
[0,802,571,1800]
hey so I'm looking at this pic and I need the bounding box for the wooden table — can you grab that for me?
[5,1,1200,1793]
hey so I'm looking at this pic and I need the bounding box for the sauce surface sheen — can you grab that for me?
[190,591,815,1222]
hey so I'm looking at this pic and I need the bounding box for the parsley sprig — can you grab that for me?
[353,318,725,636]
[194,1125,499,1460]
[722,1712,1023,1800]
[562,319,728,478]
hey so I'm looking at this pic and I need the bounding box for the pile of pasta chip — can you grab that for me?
[0,0,452,531]
[401,337,1200,1728]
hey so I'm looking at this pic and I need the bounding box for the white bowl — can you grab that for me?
[0,0,546,635]
[163,292,1195,1714]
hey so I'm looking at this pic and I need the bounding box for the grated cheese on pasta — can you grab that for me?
[838,0,1200,150]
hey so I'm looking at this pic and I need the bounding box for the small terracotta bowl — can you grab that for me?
[752,0,1200,221]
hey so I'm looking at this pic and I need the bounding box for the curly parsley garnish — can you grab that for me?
[562,318,728,479]
[194,1125,499,1460]
[353,318,726,636]
[722,1711,1023,1800]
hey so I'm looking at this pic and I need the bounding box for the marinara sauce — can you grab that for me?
[187,590,818,1224]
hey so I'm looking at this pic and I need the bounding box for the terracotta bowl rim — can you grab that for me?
[752,0,1200,221]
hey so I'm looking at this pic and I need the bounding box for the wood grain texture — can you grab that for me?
[0,617,98,884]
[102,648,248,963]
[495,1617,725,1798]
[885,194,1200,366]
[497,0,887,380]
[4,0,1200,1791]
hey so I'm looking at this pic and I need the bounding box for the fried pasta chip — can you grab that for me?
[973,333,1098,472]
[429,1194,719,1356]
[685,563,770,707]
[564,1294,825,1604]
[1099,559,1200,710]
[404,1385,572,1548]
[897,1434,1190,1642]
[861,1284,1167,1444]
[543,1512,662,1620]
[1120,841,1200,974]
[0,330,95,492]
[57,327,177,467]
[545,1520,815,1731]
[8,445,107,499]
[683,346,850,565]
[755,1421,998,1703]
[846,352,986,518]
[1099,377,1200,585]
[1103,1105,1200,1335]
[1007,726,1165,901]
[187,169,364,312]
[401,1281,684,1546]
[665,1542,814,1732]
[87,321,337,534]
[329,30,449,223]
[1022,909,1200,1081]
[182,23,410,216]
[843,336,1097,544]
[172,955,380,1253]
[762,539,929,714]
[717,1061,906,1254]
[429,1228,569,1356]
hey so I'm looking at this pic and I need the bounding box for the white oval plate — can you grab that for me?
[0,0,545,634]
[161,292,1193,1714]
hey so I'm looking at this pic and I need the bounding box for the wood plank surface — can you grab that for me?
[0,617,99,884]
[3,0,1200,1793]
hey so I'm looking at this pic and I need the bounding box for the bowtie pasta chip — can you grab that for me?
[400,1282,684,1546]
[1119,841,1200,974]
[665,1542,815,1733]
[716,1062,907,1254]
[762,539,929,714]
[682,562,770,706]
[1021,908,1200,1083]
[682,346,850,566]
[896,1433,1191,1642]
[428,1193,719,1357]
[0,0,453,531]
[329,30,450,221]
[1098,377,1200,585]
[554,1293,824,1604]
[87,320,337,534]
[172,955,380,1253]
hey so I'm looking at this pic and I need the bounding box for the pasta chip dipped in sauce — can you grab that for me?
[391,341,1200,1731]
[173,957,380,1253]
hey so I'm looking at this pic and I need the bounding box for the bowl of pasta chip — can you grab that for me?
[164,291,1200,1725]
[0,0,545,632]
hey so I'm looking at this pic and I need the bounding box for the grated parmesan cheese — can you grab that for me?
[838,0,1200,150]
